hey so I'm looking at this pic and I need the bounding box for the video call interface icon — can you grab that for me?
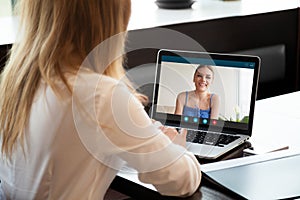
[182,116,217,126]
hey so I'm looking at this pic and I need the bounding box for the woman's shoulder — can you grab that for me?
[210,93,220,103]
[211,93,219,99]
[178,90,194,96]
[70,69,121,88]
[67,69,127,99]
[177,91,188,99]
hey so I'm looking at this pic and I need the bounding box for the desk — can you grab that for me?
[129,0,299,30]
[1,0,299,44]
[250,91,300,152]
[110,91,300,199]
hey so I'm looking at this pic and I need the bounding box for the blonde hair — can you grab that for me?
[0,0,140,157]
[194,65,214,77]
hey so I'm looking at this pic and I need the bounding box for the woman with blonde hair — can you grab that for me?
[0,0,201,199]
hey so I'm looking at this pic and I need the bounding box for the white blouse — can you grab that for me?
[0,69,201,199]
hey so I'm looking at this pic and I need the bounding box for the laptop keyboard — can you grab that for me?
[186,130,240,147]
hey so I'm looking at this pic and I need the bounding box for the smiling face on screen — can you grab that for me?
[193,65,214,93]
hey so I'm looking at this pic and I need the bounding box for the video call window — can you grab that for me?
[156,58,255,124]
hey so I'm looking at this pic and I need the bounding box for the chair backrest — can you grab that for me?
[235,44,285,83]
[234,44,286,99]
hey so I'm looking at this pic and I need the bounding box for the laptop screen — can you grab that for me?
[151,49,260,135]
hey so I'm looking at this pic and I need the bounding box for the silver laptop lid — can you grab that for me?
[150,49,260,136]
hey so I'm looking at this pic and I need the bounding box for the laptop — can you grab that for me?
[201,151,300,199]
[150,49,260,159]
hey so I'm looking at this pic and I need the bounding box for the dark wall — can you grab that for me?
[0,44,11,73]
[125,9,300,100]
[0,9,299,100]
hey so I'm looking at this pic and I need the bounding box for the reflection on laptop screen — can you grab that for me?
[151,50,260,135]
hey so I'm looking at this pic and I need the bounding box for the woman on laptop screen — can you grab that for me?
[174,65,220,119]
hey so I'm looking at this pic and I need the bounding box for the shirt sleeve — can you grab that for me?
[73,74,202,197]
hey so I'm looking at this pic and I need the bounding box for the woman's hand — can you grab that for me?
[152,120,187,148]
[160,127,187,148]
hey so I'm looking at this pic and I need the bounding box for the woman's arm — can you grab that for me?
[174,92,185,115]
[210,94,220,119]
[97,82,201,197]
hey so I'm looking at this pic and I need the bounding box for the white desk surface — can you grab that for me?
[117,91,300,192]
[0,0,299,45]
[0,16,18,45]
[128,0,299,30]
[250,91,300,152]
